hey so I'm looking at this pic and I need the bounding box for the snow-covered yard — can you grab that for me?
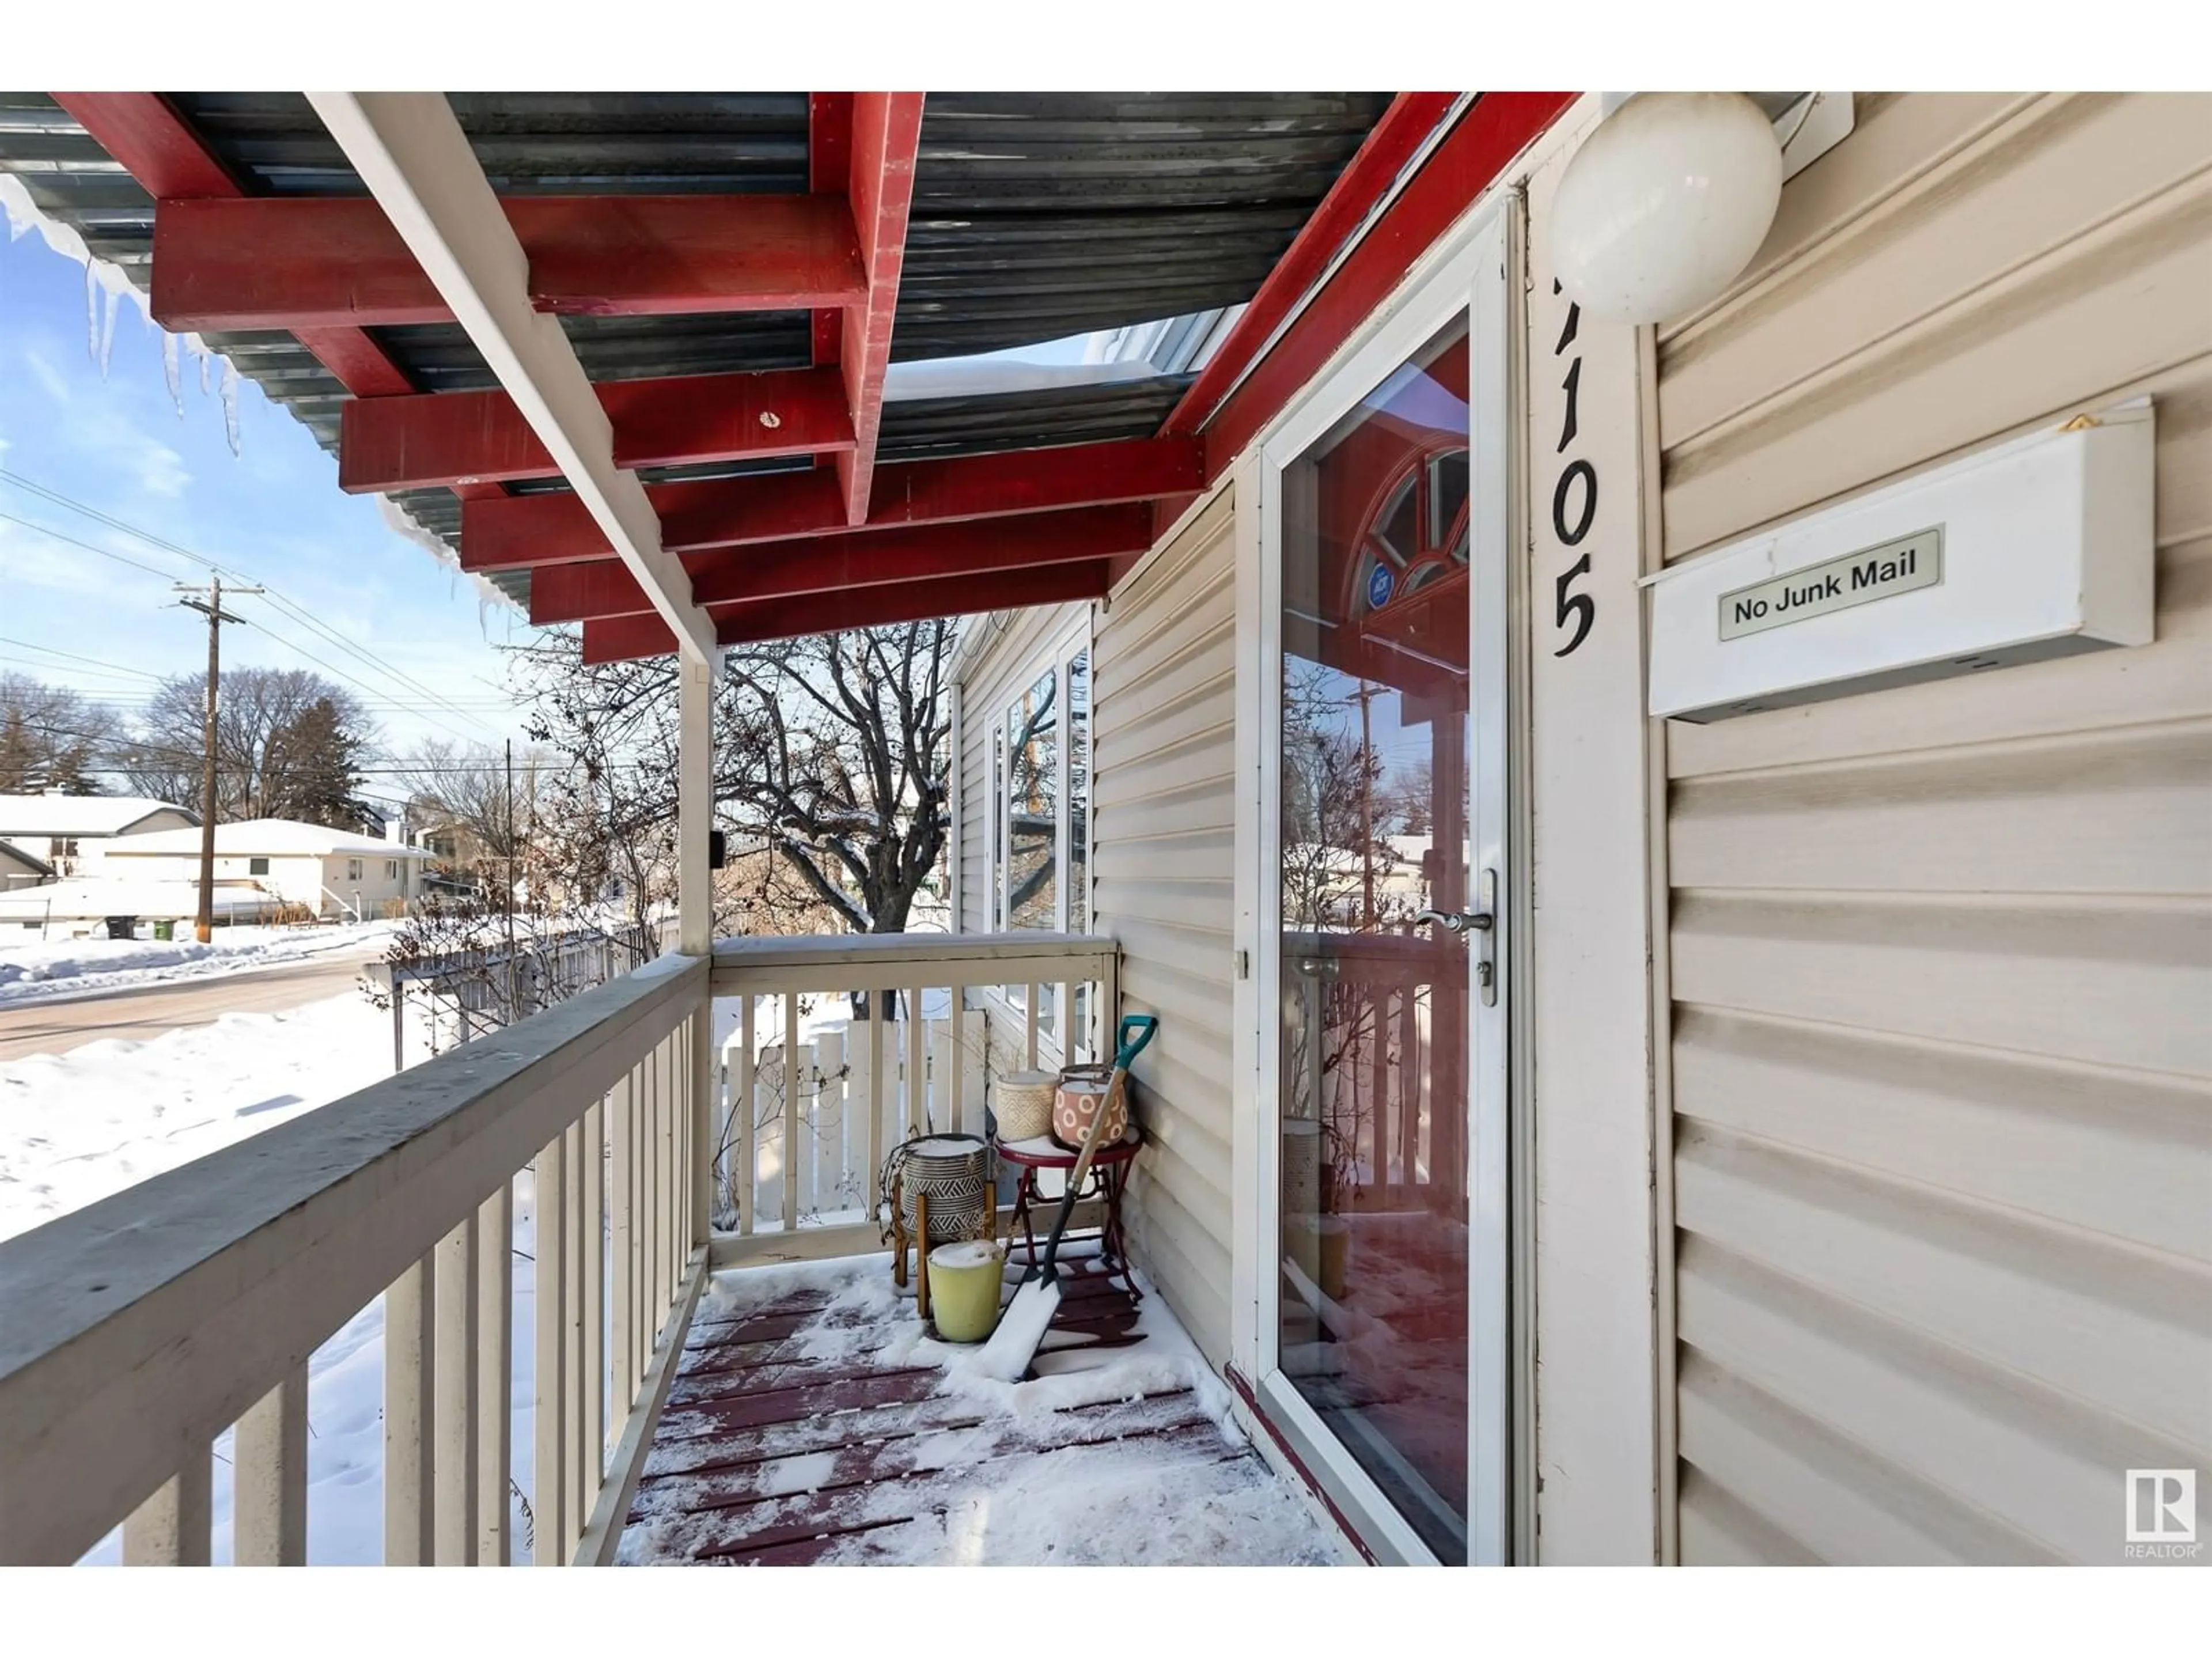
[0,988,540,1564]
[0,919,397,1005]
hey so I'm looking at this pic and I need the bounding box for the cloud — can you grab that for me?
[131,436,191,498]
[22,346,71,406]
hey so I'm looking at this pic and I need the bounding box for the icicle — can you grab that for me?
[200,347,214,396]
[162,329,184,417]
[84,261,100,363]
[97,284,122,380]
[220,358,243,457]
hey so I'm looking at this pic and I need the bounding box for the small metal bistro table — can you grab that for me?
[995,1127,1145,1301]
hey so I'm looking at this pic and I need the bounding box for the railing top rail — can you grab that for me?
[710,930,1115,969]
[0,950,707,1565]
[710,931,1118,994]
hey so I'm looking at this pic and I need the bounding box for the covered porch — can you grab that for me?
[0,931,1344,1566]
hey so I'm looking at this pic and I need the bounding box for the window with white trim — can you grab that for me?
[992,644,1092,934]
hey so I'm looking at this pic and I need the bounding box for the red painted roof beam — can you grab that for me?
[1200,93,1577,482]
[149,194,868,331]
[337,366,854,492]
[581,558,1115,664]
[459,435,1202,571]
[834,93,926,525]
[529,503,1152,625]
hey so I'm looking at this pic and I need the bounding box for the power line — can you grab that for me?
[0,637,165,681]
[0,468,514,745]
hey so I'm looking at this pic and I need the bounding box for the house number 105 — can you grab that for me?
[1549,279,1596,658]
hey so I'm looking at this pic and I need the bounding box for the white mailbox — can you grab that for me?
[1646,402,2156,722]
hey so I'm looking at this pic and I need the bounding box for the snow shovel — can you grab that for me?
[973,1013,1157,1382]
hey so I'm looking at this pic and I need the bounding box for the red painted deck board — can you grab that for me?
[619,1255,1349,1567]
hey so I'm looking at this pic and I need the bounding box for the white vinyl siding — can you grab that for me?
[1091,490,1240,1368]
[1657,92,2212,1565]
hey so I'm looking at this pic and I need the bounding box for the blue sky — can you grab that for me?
[0,228,538,811]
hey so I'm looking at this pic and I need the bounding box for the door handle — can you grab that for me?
[1414,908,1493,934]
[1416,869,1499,1006]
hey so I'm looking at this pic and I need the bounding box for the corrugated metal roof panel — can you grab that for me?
[0,90,1395,596]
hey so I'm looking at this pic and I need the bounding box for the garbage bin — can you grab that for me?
[104,915,138,940]
[153,919,175,941]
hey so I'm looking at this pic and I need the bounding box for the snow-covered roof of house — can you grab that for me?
[99,819,434,859]
[0,795,197,837]
[0,839,56,877]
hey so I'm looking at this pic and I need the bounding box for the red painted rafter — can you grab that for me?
[809,94,854,371]
[1162,92,1459,440]
[337,366,854,493]
[459,436,1203,571]
[1200,92,1577,481]
[581,558,1115,665]
[835,94,926,525]
[149,194,869,331]
[529,503,1153,625]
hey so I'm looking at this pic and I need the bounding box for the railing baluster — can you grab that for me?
[233,1366,306,1566]
[384,1252,436,1566]
[949,991,967,1136]
[532,1133,567,1565]
[631,1055,648,1385]
[562,1117,586,1549]
[867,991,886,1211]
[735,995,756,1234]
[1025,984,1040,1069]
[906,1001,925,1138]
[579,1098,605,1509]
[123,1453,213,1566]
[654,1032,672,1312]
[476,1180,513,1567]
[432,1214,479,1564]
[608,1076,635,1449]
[785,993,803,1234]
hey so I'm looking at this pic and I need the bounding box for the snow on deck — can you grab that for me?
[619,1251,1352,1567]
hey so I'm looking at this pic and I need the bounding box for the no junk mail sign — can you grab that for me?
[1646,403,2157,723]
[1718,528,1944,640]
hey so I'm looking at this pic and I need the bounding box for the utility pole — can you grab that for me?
[175,575,263,944]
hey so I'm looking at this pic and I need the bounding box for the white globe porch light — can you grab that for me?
[1550,93,1784,327]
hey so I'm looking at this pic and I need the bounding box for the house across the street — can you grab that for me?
[97,817,432,920]
[0,794,198,877]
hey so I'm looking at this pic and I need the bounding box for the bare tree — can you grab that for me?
[509,621,952,940]
[0,673,122,795]
[391,738,552,892]
[117,666,377,821]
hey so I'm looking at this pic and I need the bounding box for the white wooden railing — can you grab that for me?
[709,932,1118,1265]
[0,951,710,1567]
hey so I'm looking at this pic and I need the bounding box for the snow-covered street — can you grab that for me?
[0,919,396,1006]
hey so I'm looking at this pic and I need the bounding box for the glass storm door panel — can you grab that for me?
[1277,316,1474,1563]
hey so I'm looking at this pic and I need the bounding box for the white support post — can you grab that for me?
[432,1213,479,1565]
[383,1252,436,1566]
[476,1181,513,1567]
[304,93,715,663]
[123,1456,213,1567]
[234,1365,308,1566]
[677,650,717,953]
[532,1134,567,1565]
